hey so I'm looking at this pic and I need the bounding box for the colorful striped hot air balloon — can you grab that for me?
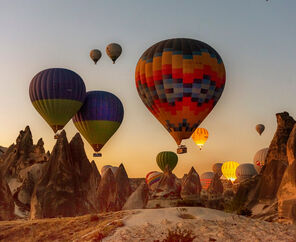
[156,151,178,172]
[135,38,226,154]
[192,128,209,150]
[200,172,214,190]
[146,171,162,190]
[221,161,240,182]
[29,68,86,136]
[72,91,124,157]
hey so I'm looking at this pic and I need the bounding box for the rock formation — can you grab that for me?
[205,173,224,210]
[0,126,48,180]
[98,168,117,212]
[255,112,294,203]
[277,124,296,224]
[0,172,14,220]
[207,173,223,195]
[180,167,201,200]
[30,131,99,219]
[0,126,49,218]
[151,171,181,200]
[114,164,132,210]
[122,182,149,210]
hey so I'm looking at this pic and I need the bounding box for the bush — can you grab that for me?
[154,227,196,242]
[237,208,252,217]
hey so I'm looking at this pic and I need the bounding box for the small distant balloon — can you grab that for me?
[235,163,257,182]
[192,128,209,150]
[200,172,214,190]
[101,165,118,176]
[253,147,269,173]
[146,171,162,190]
[90,49,102,64]
[106,43,122,63]
[221,161,240,182]
[156,151,178,172]
[256,124,265,135]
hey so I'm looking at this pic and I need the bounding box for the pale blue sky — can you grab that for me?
[0,0,296,177]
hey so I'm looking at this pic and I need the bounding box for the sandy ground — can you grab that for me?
[104,207,296,242]
[0,207,295,241]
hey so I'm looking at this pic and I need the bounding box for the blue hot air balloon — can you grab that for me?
[72,91,124,157]
[29,68,86,136]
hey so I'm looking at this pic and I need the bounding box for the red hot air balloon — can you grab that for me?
[135,38,226,154]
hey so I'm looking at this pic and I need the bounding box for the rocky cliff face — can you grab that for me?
[0,172,14,221]
[30,131,99,219]
[277,124,296,224]
[98,168,117,212]
[0,126,48,180]
[123,182,149,210]
[0,126,49,218]
[255,112,294,203]
[180,167,201,200]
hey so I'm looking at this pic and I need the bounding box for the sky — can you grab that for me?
[0,0,296,178]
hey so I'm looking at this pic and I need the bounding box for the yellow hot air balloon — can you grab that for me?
[221,161,239,182]
[192,128,209,150]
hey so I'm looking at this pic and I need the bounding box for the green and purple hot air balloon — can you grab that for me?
[29,68,86,136]
[72,91,124,157]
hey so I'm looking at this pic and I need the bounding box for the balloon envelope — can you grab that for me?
[200,172,214,190]
[192,128,209,150]
[156,151,178,172]
[106,43,122,63]
[236,163,257,182]
[221,161,240,181]
[135,38,226,146]
[256,124,265,135]
[29,68,86,133]
[101,165,118,176]
[253,147,269,173]
[146,171,162,190]
[72,91,124,152]
[90,49,102,64]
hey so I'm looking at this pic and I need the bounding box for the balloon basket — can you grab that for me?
[177,145,187,154]
[93,153,102,157]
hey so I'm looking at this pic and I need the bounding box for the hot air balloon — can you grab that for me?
[72,91,124,157]
[235,163,257,182]
[200,172,214,190]
[101,165,118,176]
[192,128,209,150]
[146,171,162,190]
[135,38,226,154]
[90,49,102,64]
[106,43,122,63]
[29,68,86,138]
[156,151,178,172]
[253,147,268,173]
[221,161,239,182]
[256,124,265,135]
[212,163,223,177]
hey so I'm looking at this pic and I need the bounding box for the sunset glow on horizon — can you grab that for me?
[1,0,296,177]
